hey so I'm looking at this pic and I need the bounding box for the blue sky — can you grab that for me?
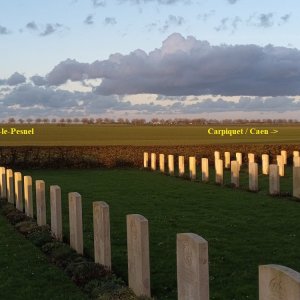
[1,0,300,120]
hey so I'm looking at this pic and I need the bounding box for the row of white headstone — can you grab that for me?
[0,167,111,286]
[0,166,216,299]
[143,151,300,199]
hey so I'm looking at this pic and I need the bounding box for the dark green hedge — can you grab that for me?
[0,144,299,169]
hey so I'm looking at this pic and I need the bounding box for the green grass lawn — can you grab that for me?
[0,214,88,300]
[0,124,300,145]
[14,167,300,300]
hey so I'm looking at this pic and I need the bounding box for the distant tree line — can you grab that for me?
[2,117,300,125]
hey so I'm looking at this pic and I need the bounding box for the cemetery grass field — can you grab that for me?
[0,214,88,300]
[13,166,300,300]
[1,124,300,145]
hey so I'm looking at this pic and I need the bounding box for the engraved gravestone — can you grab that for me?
[36,180,46,226]
[69,192,83,254]
[259,264,300,300]
[24,176,33,217]
[177,233,209,300]
[50,185,63,241]
[93,201,111,270]
[127,214,151,297]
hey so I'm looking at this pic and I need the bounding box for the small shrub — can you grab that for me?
[85,276,153,300]
[6,211,29,225]
[15,221,38,235]
[27,226,53,247]
[42,241,79,268]
[1,203,17,216]
[66,260,110,286]
[84,275,125,298]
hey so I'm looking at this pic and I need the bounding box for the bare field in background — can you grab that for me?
[0,124,300,146]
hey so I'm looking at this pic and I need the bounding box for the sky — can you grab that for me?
[1,0,300,120]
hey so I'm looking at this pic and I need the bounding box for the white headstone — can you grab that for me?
[168,155,174,175]
[177,233,209,300]
[215,159,223,185]
[248,153,255,163]
[201,158,209,182]
[143,152,149,168]
[189,157,196,180]
[224,152,231,169]
[269,164,280,195]
[50,185,63,241]
[36,180,46,226]
[249,162,258,191]
[127,214,151,297]
[262,154,269,175]
[178,156,185,177]
[24,176,33,217]
[259,264,300,300]
[277,155,285,177]
[14,172,23,211]
[0,167,7,199]
[159,154,165,173]
[6,169,14,204]
[236,153,242,169]
[151,153,157,171]
[293,167,300,199]
[93,201,111,270]
[231,160,239,187]
[68,192,83,254]
[281,150,287,164]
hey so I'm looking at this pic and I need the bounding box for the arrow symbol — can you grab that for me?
[270,129,279,134]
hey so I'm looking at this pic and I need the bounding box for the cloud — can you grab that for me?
[104,17,117,25]
[84,14,94,25]
[197,10,215,22]
[177,96,300,113]
[156,95,187,101]
[232,16,242,30]
[34,33,300,97]
[0,84,165,118]
[0,25,10,35]
[6,72,26,86]
[2,84,78,108]
[45,59,89,85]
[280,13,291,24]
[145,22,158,32]
[247,12,291,28]
[227,0,239,4]
[159,15,185,33]
[118,0,191,4]
[215,18,229,31]
[30,75,47,86]
[256,13,274,28]
[40,23,63,36]
[23,22,68,36]
[2,84,300,119]
[26,21,38,30]
[92,0,106,7]
[215,16,241,33]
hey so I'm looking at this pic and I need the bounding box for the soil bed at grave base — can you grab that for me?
[0,144,300,169]
[18,168,300,300]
